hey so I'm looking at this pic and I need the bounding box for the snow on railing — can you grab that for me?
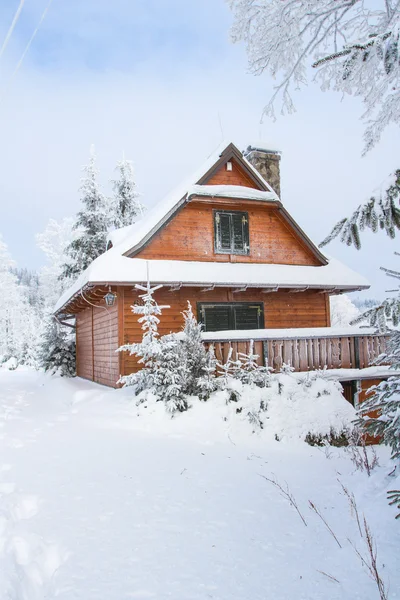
[202,328,390,372]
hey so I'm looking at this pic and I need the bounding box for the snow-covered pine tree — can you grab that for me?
[152,334,189,413]
[0,235,38,365]
[180,301,208,395]
[320,171,400,249]
[37,312,76,376]
[118,280,168,391]
[61,147,108,280]
[110,156,145,229]
[237,340,272,387]
[36,218,77,376]
[197,345,218,400]
[228,0,400,152]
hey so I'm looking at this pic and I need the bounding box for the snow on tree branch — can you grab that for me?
[319,169,400,249]
[227,0,400,151]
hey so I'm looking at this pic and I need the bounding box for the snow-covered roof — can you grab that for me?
[201,326,380,342]
[56,140,370,315]
[188,184,276,202]
[107,141,279,257]
[54,249,369,314]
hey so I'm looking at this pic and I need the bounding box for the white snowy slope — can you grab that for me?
[0,367,398,600]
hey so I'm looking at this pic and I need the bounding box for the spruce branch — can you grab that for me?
[320,170,400,249]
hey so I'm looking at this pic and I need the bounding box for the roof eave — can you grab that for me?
[55,281,369,316]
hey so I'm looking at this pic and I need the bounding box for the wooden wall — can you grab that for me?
[76,299,120,387]
[205,158,259,188]
[120,286,330,376]
[137,200,321,266]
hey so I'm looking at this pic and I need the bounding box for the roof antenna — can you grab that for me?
[218,111,224,142]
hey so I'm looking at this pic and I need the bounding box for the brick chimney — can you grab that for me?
[243,144,282,198]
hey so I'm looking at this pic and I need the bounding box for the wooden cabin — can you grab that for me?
[55,141,387,402]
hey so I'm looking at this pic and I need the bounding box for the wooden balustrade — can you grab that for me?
[203,333,389,372]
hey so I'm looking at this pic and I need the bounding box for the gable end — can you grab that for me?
[197,143,270,191]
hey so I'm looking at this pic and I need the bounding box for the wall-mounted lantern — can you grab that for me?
[104,286,116,307]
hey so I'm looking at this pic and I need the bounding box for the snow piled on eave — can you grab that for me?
[188,184,277,202]
[201,326,379,341]
[54,252,370,314]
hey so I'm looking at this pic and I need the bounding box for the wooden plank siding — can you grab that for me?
[137,200,321,266]
[120,286,329,376]
[76,299,120,387]
[205,158,259,188]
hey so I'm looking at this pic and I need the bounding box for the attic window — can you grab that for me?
[226,161,233,171]
[214,210,250,255]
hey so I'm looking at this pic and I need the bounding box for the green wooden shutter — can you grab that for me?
[201,305,231,331]
[233,304,263,330]
[231,212,249,254]
[215,212,232,252]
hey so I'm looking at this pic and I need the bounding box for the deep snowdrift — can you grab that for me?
[0,368,398,600]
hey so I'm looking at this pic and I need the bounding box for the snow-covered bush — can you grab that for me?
[121,291,355,435]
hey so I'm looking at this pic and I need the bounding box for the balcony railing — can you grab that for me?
[202,327,390,372]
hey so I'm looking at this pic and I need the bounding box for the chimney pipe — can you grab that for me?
[244,144,281,198]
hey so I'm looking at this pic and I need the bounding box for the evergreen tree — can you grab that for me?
[320,171,400,249]
[61,147,108,280]
[0,235,38,364]
[36,218,77,376]
[180,302,208,395]
[118,281,168,391]
[197,345,218,400]
[37,312,76,376]
[110,156,145,229]
[152,334,189,413]
[228,0,400,152]
[237,340,272,387]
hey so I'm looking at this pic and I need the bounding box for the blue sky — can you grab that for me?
[0,0,398,299]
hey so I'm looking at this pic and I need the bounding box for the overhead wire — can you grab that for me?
[0,0,55,105]
[6,0,55,85]
[0,0,25,62]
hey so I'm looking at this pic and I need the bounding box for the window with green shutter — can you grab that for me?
[198,303,263,332]
[214,210,250,255]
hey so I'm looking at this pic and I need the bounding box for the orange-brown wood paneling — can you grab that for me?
[137,201,321,266]
[76,299,120,387]
[92,299,120,387]
[119,287,329,376]
[76,307,94,381]
[205,158,259,188]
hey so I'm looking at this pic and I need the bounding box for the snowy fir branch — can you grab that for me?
[228,0,400,151]
[319,170,400,249]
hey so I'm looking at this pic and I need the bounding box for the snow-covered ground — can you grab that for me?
[0,368,399,600]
